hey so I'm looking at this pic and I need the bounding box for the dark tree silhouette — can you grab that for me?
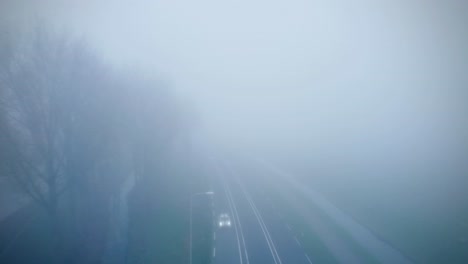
[0,27,129,262]
[0,25,195,264]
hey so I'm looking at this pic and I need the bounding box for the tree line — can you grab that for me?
[0,25,191,263]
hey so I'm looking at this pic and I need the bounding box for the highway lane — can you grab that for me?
[211,159,313,264]
[254,158,413,264]
[211,161,247,264]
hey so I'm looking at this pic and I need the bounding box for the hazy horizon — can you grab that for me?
[1,0,466,169]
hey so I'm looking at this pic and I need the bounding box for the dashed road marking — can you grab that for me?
[219,163,245,264]
[305,254,313,264]
[294,236,302,246]
[224,175,250,264]
[235,175,282,264]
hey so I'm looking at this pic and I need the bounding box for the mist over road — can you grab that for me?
[1,1,467,263]
[211,158,313,264]
[207,154,413,264]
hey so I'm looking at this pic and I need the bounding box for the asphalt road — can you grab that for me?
[209,156,412,264]
[211,159,313,264]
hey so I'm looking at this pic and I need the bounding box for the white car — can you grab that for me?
[218,213,231,228]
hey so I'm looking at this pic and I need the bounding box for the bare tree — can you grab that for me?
[0,27,123,258]
[1,25,190,264]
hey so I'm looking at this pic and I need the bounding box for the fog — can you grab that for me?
[1,0,468,263]
[7,0,465,151]
[18,0,466,185]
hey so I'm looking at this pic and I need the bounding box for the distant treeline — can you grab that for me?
[0,25,200,264]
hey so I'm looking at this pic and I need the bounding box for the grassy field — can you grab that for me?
[267,156,468,263]
[0,206,57,264]
[264,178,380,264]
[126,154,215,264]
[126,192,214,264]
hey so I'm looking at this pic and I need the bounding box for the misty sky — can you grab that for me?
[2,0,468,166]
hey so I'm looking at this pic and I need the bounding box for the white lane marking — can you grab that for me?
[254,158,413,264]
[224,172,250,264]
[242,188,278,263]
[213,247,216,258]
[294,236,302,246]
[218,165,244,264]
[243,185,283,264]
[285,223,292,232]
[305,254,313,264]
[229,171,283,264]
